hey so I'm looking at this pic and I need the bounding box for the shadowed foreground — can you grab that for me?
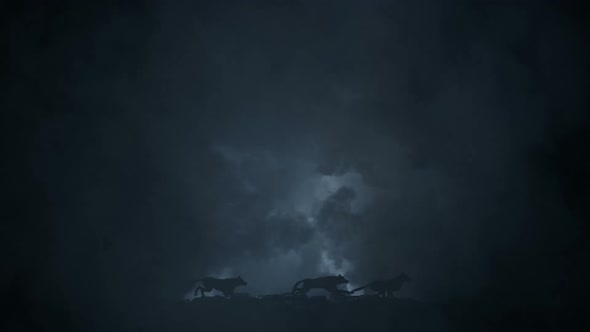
[135,295,571,332]
[168,296,445,332]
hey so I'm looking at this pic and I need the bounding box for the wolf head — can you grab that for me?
[336,274,349,285]
[235,276,247,286]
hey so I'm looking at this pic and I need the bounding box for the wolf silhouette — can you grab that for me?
[291,274,351,296]
[351,273,411,298]
[193,276,247,298]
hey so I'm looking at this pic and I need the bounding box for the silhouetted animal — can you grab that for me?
[292,274,351,295]
[351,273,411,298]
[193,276,247,298]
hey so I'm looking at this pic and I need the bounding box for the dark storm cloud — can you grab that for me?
[4,0,590,330]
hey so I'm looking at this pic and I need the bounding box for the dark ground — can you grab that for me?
[126,295,581,332]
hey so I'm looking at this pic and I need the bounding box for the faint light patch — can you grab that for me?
[319,250,349,274]
[206,146,374,296]
[228,248,308,296]
[308,170,374,214]
[213,145,248,164]
[242,179,257,193]
[212,145,374,224]
[212,145,260,194]
[319,171,374,214]
[318,250,358,292]
[314,175,342,200]
[288,168,375,226]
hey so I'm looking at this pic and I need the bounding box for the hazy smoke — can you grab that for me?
[3,2,589,331]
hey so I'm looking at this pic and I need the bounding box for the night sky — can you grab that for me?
[2,1,590,331]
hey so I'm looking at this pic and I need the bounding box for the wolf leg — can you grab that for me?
[201,287,213,297]
[194,287,203,297]
[223,289,235,298]
[294,287,307,296]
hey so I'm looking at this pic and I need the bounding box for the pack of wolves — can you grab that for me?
[191,273,411,299]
